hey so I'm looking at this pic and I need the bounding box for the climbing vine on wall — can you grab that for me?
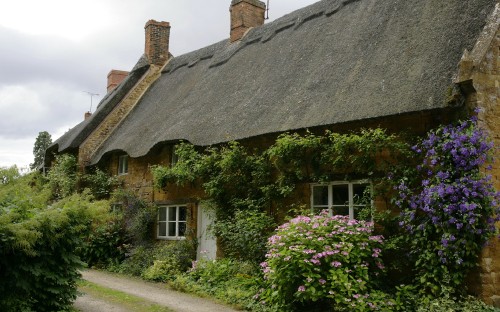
[396,116,500,296]
[151,128,411,222]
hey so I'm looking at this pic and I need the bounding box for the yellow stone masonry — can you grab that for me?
[457,7,500,305]
[79,64,166,167]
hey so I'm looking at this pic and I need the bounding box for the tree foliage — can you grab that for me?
[30,131,52,170]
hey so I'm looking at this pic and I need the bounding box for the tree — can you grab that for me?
[30,131,52,170]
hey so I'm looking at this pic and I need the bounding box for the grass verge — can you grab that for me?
[77,280,172,312]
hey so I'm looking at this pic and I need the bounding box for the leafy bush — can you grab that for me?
[112,189,157,245]
[142,240,196,282]
[397,117,500,295]
[260,211,394,311]
[82,167,119,200]
[142,259,182,282]
[0,171,51,219]
[170,258,268,310]
[112,245,155,276]
[0,192,91,312]
[415,295,500,312]
[46,154,78,199]
[76,195,129,268]
[212,208,276,263]
[114,240,196,279]
[0,166,21,185]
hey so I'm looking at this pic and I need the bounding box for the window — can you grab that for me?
[118,155,128,175]
[157,205,187,239]
[311,181,372,220]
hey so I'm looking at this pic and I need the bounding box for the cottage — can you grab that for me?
[45,0,500,303]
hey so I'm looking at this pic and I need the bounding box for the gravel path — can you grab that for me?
[75,269,239,312]
[74,292,132,312]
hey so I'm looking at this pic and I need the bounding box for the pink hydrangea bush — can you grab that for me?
[259,210,394,311]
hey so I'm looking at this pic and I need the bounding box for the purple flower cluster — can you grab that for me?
[397,117,500,267]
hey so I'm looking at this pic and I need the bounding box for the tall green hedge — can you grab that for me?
[0,171,92,312]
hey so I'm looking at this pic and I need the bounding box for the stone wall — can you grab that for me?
[466,19,500,307]
[79,65,164,168]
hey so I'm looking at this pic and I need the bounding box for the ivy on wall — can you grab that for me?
[151,128,412,259]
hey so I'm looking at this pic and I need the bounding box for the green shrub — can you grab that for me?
[0,166,21,185]
[212,208,276,263]
[82,167,119,200]
[46,154,78,199]
[416,295,500,312]
[111,190,157,245]
[113,245,155,276]
[260,210,394,311]
[142,259,181,282]
[0,196,91,312]
[115,240,196,279]
[171,258,269,310]
[49,192,129,269]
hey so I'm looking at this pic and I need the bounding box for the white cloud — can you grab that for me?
[0,0,114,42]
[0,136,33,169]
[0,82,90,139]
[0,0,319,169]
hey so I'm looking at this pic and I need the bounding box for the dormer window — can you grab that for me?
[118,155,128,175]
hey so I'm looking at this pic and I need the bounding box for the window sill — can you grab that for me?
[157,236,186,241]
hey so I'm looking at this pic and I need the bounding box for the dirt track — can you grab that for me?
[74,269,239,312]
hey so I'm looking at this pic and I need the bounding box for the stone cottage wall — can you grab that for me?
[468,24,500,306]
[79,65,164,168]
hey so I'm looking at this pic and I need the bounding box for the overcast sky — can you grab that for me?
[0,0,319,170]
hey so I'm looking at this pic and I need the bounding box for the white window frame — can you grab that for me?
[118,155,128,175]
[310,180,373,220]
[157,205,187,240]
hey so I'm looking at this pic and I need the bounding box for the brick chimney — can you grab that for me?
[84,111,92,120]
[145,20,170,65]
[230,0,266,42]
[107,70,129,93]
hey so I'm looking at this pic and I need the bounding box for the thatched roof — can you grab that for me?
[47,56,150,154]
[56,0,499,164]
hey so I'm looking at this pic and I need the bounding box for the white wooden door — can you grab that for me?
[196,205,217,260]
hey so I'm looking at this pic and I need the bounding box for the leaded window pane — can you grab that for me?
[168,222,176,236]
[168,206,177,221]
[178,222,186,236]
[313,185,328,206]
[179,207,187,221]
[158,222,166,237]
[159,207,167,221]
[332,184,349,206]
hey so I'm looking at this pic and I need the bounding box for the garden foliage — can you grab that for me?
[110,240,196,281]
[151,129,409,261]
[0,175,91,312]
[396,117,500,295]
[170,258,269,311]
[259,211,393,311]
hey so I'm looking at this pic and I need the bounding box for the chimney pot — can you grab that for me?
[145,20,171,65]
[230,0,266,42]
[107,70,129,93]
